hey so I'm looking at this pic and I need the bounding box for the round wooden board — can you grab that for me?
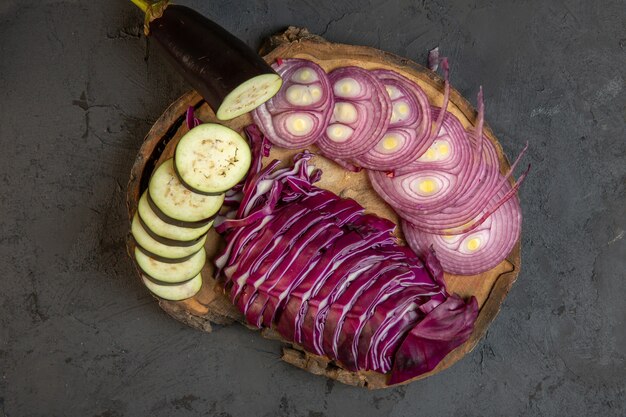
[126,27,521,389]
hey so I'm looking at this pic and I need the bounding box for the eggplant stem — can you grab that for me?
[130,0,149,13]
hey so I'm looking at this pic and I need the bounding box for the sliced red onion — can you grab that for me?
[428,47,440,71]
[429,58,451,141]
[352,70,433,170]
[370,87,529,235]
[253,59,334,149]
[185,106,201,129]
[368,109,476,214]
[403,179,522,275]
[317,67,391,158]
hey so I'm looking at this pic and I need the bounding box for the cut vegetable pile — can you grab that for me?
[131,122,252,300]
[253,58,528,275]
[128,0,528,384]
[214,131,478,383]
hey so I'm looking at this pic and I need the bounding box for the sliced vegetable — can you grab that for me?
[389,294,478,385]
[403,180,522,275]
[186,105,201,129]
[428,46,440,71]
[174,123,252,195]
[131,213,206,259]
[317,67,391,158]
[135,246,206,283]
[352,70,433,170]
[368,109,476,214]
[142,272,203,301]
[138,3,282,120]
[253,59,334,149]
[137,191,212,241]
[149,159,224,222]
[369,89,529,237]
[215,148,477,383]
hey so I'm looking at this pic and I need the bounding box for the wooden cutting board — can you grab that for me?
[126,27,521,389]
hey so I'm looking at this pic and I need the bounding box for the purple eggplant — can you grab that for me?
[131,1,282,120]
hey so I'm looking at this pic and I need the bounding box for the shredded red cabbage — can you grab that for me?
[215,131,477,383]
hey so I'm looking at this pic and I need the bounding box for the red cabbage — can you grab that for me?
[215,126,479,384]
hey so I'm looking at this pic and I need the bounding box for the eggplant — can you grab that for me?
[134,1,282,120]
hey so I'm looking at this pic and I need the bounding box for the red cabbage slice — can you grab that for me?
[321,257,410,359]
[185,106,202,129]
[275,228,396,342]
[298,249,389,354]
[229,204,339,302]
[255,201,365,327]
[336,265,438,371]
[243,222,341,327]
[240,199,362,325]
[388,294,478,384]
[228,202,315,301]
[363,288,446,372]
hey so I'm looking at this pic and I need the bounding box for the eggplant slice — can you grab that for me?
[135,246,206,284]
[148,159,224,222]
[138,191,213,241]
[131,213,207,259]
[174,124,252,195]
[142,272,203,301]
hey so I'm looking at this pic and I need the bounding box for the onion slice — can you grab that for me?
[253,59,333,149]
[403,180,522,275]
[352,70,433,170]
[317,66,391,158]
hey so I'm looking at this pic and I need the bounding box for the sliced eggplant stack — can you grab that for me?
[138,191,213,241]
[144,4,282,120]
[149,158,224,222]
[135,247,206,284]
[141,272,204,301]
[175,124,252,195]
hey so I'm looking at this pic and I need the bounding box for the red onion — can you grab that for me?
[253,59,334,149]
[428,47,440,71]
[352,70,433,170]
[317,66,391,158]
[368,109,476,214]
[370,88,529,236]
[403,179,522,275]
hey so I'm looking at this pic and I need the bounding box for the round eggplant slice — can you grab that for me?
[131,213,206,259]
[142,272,203,301]
[138,191,213,241]
[135,247,206,284]
[174,124,251,194]
[217,74,283,120]
[149,159,224,222]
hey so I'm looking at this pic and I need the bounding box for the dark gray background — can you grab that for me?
[1,0,624,416]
